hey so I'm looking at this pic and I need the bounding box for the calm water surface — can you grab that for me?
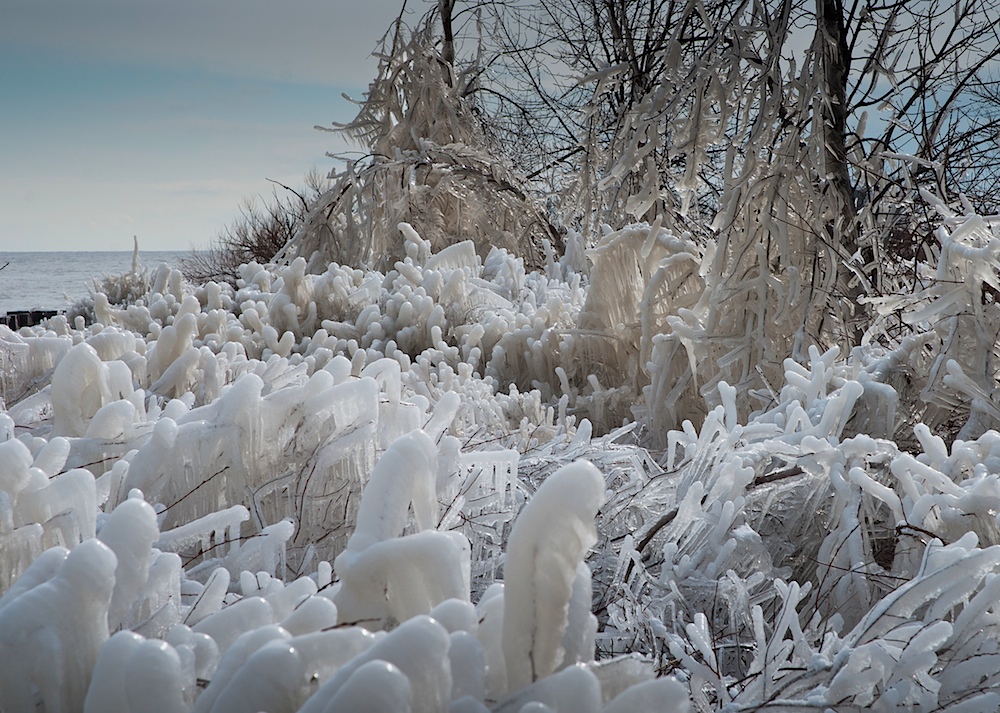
[0,251,186,315]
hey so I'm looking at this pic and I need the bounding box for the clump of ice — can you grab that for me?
[98,492,161,631]
[501,460,605,690]
[0,539,117,711]
[333,429,471,628]
[85,631,188,713]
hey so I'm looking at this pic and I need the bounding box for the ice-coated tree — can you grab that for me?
[468,0,1000,428]
[281,1,562,273]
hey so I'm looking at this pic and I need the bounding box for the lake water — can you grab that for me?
[0,251,187,315]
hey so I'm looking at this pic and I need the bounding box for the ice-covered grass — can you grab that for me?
[2,209,1000,711]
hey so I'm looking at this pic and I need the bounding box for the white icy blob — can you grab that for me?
[0,545,67,611]
[51,341,134,437]
[287,627,378,688]
[265,575,317,620]
[335,529,471,627]
[601,677,691,713]
[192,625,292,713]
[349,429,440,550]
[134,550,184,638]
[0,412,15,444]
[586,653,656,704]
[476,582,507,700]
[32,435,70,476]
[192,596,274,653]
[430,598,479,634]
[166,624,221,686]
[493,664,603,713]
[84,631,187,713]
[202,639,307,713]
[449,697,492,713]
[98,493,160,631]
[280,593,339,636]
[334,429,472,626]
[502,460,605,690]
[449,630,487,702]
[317,659,413,713]
[185,566,230,627]
[0,539,117,712]
[16,465,98,546]
[190,625,382,713]
[300,615,452,713]
[562,562,599,670]
[0,439,48,591]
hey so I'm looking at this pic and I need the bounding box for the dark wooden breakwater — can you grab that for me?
[0,262,62,330]
[0,310,60,330]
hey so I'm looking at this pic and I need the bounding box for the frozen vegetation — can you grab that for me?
[2,194,1000,711]
[4,0,1000,708]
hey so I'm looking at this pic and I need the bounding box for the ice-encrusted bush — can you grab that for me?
[3,202,1000,711]
[283,21,560,274]
[865,190,1000,443]
[66,242,154,328]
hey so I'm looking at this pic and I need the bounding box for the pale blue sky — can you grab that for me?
[0,0,406,251]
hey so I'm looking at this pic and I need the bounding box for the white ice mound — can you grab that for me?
[334,429,472,627]
[85,631,188,713]
[51,341,135,437]
[502,460,605,691]
[0,538,117,712]
[300,615,452,713]
[98,493,161,631]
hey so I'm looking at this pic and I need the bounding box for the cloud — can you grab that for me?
[0,0,407,88]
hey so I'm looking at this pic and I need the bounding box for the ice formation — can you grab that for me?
[2,206,1000,711]
[501,460,604,690]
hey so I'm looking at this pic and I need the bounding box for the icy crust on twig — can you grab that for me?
[2,208,1000,711]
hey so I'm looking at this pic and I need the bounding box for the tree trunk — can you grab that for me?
[815,0,865,346]
[439,0,456,69]
[817,0,856,249]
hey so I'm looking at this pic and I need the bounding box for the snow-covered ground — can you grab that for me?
[3,214,1000,712]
